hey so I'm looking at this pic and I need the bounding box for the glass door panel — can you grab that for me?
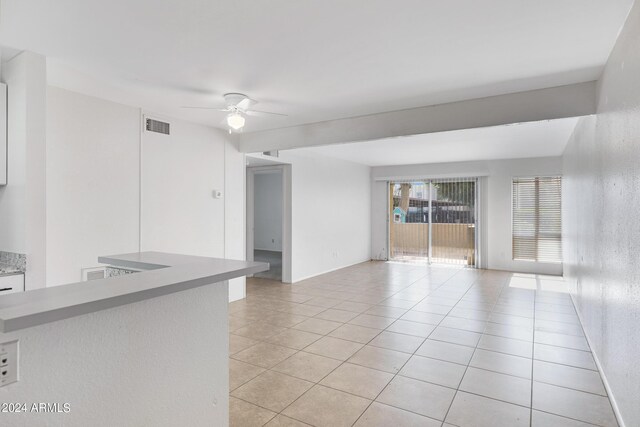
[389,179,477,267]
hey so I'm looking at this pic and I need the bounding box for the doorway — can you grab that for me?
[252,169,283,280]
[389,178,478,267]
[246,163,292,283]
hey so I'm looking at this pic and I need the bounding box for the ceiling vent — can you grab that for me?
[145,117,170,135]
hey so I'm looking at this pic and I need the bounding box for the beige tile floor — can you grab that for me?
[228,262,618,427]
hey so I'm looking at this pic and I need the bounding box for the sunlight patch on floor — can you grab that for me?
[507,273,567,293]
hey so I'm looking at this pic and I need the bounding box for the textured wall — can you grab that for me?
[0,282,229,426]
[562,2,640,425]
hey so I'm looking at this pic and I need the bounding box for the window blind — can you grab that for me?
[512,176,562,263]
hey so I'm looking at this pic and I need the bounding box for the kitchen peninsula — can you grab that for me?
[0,252,268,427]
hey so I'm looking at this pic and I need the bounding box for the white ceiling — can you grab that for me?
[0,0,632,132]
[289,118,580,166]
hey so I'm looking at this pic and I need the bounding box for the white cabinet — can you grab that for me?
[0,274,24,295]
[1,82,6,185]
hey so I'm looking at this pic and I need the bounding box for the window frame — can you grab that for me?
[510,175,563,263]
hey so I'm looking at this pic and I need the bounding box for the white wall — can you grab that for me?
[140,116,226,256]
[562,2,640,425]
[140,115,247,301]
[278,150,371,282]
[224,138,247,301]
[371,157,563,275]
[253,170,283,251]
[0,282,230,427]
[0,51,47,290]
[42,86,246,300]
[0,57,27,254]
[46,86,140,286]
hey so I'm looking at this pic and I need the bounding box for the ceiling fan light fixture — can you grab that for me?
[226,112,246,130]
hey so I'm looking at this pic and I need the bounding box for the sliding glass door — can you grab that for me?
[389,178,478,267]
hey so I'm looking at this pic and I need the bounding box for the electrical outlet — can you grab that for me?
[0,340,18,387]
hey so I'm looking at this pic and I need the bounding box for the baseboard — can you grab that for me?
[486,266,563,277]
[291,259,371,283]
[569,293,626,427]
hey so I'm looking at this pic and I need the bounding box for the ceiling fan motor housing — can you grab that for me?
[224,93,251,109]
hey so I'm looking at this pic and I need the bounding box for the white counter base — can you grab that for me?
[0,279,231,426]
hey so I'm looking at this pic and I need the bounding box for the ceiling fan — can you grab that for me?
[182,93,287,132]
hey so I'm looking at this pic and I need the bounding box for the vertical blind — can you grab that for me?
[512,176,562,262]
[389,178,477,266]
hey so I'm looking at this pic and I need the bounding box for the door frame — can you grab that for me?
[246,164,293,283]
[387,177,481,267]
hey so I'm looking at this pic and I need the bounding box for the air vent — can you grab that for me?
[145,118,170,135]
[86,270,105,280]
[81,266,106,281]
[262,150,279,157]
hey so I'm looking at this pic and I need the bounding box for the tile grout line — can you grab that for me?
[236,279,609,402]
[332,268,461,425]
[233,265,608,426]
[439,268,506,425]
[255,265,459,426]
[349,267,473,426]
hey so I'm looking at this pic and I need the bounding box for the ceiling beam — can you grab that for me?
[238,82,596,153]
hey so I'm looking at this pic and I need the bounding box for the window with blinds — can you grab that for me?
[512,176,562,263]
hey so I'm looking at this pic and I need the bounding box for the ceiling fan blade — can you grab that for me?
[181,106,230,111]
[246,109,288,117]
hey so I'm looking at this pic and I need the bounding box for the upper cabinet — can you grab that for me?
[1,83,6,185]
